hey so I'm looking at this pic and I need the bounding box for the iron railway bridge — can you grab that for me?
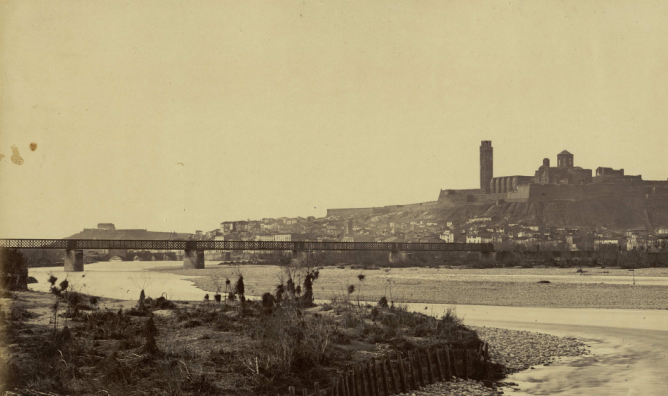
[0,239,494,272]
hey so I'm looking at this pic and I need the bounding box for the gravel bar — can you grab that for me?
[394,326,590,395]
[472,326,589,372]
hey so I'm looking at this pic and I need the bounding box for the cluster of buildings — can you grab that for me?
[448,218,668,252]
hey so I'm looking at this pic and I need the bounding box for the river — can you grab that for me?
[28,261,668,395]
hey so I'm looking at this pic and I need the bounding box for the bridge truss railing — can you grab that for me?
[0,239,494,252]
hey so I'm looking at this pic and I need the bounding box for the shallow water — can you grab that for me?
[29,260,209,301]
[28,261,668,395]
[396,303,668,395]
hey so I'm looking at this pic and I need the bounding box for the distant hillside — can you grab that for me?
[66,229,191,240]
[361,196,668,230]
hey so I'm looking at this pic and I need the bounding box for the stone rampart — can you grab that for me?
[327,201,440,217]
[326,207,375,217]
[505,183,656,202]
[331,182,668,217]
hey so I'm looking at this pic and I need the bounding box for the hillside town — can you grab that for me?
[191,215,668,253]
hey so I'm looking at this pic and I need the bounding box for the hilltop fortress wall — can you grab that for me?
[504,182,668,202]
[328,183,668,217]
[327,201,439,217]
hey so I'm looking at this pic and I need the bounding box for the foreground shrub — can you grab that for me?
[0,248,29,291]
[241,308,336,385]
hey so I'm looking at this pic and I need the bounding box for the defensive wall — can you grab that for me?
[506,183,668,202]
[329,181,668,217]
[438,188,508,206]
[435,182,668,205]
[437,189,482,205]
[326,207,375,217]
[327,201,440,217]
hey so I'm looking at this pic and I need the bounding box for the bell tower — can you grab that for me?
[480,141,493,193]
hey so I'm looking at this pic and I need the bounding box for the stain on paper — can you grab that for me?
[11,145,24,165]
[30,142,38,151]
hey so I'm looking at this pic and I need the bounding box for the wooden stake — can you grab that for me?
[303,389,308,396]
[342,372,348,396]
[445,345,455,379]
[361,363,370,396]
[435,347,444,381]
[289,386,296,396]
[397,352,408,393]
[370,359,379,396]
[351,369,357,396]
[425,348,435,384]
[463,342,469,380]
[314,382,320,396]
[408,351,418,390]
[485,342,492,380]
[380,357,390,396]
[386,355,399,393]
[415,349,425,387]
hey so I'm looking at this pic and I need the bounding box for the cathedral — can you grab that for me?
[481,142,644,194]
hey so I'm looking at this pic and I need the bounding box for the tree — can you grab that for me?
[143,314,159,354]
[280,251,321,305]
[356,274,365,307]
[235,275,245,303]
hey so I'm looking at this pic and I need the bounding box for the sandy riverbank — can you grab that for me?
[150,265,668,309]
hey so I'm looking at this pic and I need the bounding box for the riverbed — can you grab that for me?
[28,261,668,395]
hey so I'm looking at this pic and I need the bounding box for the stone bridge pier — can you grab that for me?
[64,249,84,272]
[183,241,205,269]
[388,251,408,264]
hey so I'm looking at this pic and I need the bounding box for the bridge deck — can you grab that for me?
[0,239,494,252]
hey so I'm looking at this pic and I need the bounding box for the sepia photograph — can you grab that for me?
[1,1,667,395]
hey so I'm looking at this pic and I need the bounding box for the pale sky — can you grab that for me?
[1,0,667,238]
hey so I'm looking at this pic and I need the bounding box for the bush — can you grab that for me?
[342,312,363,328]
[262,292,276,314]
[241,308,336,385]
[62,291,84,318]
[83,310,139,345]
[436,308,464,338]
[143,315,160,354]
[0,248,29,291]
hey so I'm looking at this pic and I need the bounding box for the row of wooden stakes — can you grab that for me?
[288,341,491,396]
